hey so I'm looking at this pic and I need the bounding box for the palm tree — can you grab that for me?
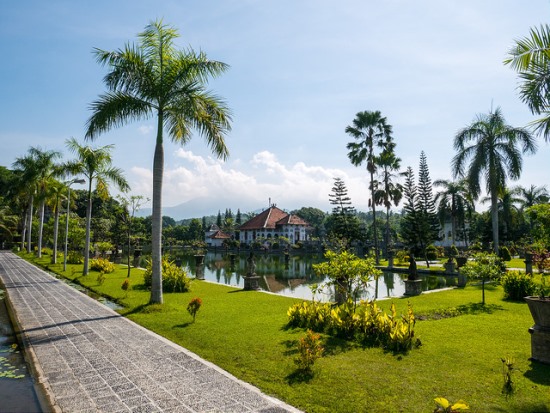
[346,111,392,264]
[504,24,550,140]
[434,179,472,247]
[452,107,536,253]
[514,184,549,210]
[65,138,129,275]
[85,20,232,304]
[10,160,36,252]
[46,180,68,264]
[13,147,62,255]
[480,187,522,244]
[374,144,403,257]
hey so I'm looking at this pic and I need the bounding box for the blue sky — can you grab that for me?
[2,1,550,218]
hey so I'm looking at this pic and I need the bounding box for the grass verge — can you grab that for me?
[18,252,550,413]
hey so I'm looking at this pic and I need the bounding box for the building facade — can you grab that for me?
[238,206,309,246]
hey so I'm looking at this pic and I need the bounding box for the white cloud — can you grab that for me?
[126,149,373,214]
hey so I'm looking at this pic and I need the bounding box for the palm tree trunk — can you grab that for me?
[150,113,164,304]
[370,171,379,264]
[37,200,45,258]
[20,210,27,251]
[26,196,33,253]
[491,191,499,254]
[52,202,60,264]
[83,182,93,276]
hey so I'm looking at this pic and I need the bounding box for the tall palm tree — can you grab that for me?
[374,143,402,257]
[65,138,129,275]
[12,153,38,253]
[346,110,392,264]
[46,180,68,264]
[504,24,550,140]
[480,187,522,244]
[452,107,536,253]
[13,147,62,255]
[85,20,232,304]
[434,179,472,247]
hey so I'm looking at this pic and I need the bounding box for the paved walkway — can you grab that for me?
[0,252,301,413]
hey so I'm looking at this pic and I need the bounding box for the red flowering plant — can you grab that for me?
[187,297,202,322]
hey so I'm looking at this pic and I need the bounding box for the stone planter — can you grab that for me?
[404,279,423,296]
[525,296,550,364]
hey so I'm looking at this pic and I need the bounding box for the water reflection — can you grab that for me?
[177,252,457,302]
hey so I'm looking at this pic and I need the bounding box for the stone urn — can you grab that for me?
[525,296,550,364]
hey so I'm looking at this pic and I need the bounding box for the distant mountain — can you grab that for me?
[136,195,265,221]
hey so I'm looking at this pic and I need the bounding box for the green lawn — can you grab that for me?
[20,253,550,413]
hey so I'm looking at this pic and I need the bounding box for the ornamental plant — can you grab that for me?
[459,252,504,305]
[121,278,130,297]
[143,258,190,293]
[501,270,537,301]
[294,329,324,374]
[187,297,202,322]
[433,397,469,412]
[313,250,381,305]
[90,257,116,274]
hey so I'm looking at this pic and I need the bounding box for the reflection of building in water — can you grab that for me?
[238,205,309,246]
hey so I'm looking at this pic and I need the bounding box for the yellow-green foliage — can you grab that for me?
[90,258,116,273]
[287,299,420,352]
[143,258,190,293]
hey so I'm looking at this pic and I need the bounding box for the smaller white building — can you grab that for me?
[204,224,231,247]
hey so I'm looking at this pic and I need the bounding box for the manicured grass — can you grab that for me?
[19,252,550,413]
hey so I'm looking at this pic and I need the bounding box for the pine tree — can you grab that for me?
[216,210,222,227]
[417,151,440,245]
[327,177,361,246]
[236,209,242,225]
[400,167,420,251]
[399,153,441,267]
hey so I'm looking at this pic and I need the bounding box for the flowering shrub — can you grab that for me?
[187,297,202,322]
[143,258,190,293]
[90,258,116,273]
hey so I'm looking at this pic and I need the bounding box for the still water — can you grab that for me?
[178,252,456,301]
[0,289,43,413]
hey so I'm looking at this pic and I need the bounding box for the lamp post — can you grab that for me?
[64,178,85,272]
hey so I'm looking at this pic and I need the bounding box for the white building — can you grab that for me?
[238,206,309,245]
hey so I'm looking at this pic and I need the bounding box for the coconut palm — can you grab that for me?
[434,179,473,247]
[65,138,129,275]
[480,187,522,244]
[374,144,403,257]
[452,107,536,253]
[13,147,62,255]
[504,24,550,140]
[514,184,549,210]
[85,20,231,304]
[346,111,392,264]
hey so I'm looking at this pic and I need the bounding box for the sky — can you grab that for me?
[2,1,550,219]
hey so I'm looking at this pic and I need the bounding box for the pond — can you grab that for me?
[176,252,457,302]
[0,289,44,413]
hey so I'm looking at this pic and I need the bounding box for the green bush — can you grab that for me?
[501,270,538,301]
[425,245,438,261]
[143,258,190,293]
[67,251,84,264]
[499,246,512,262]
[90,258,116,274]
[287,300,420,353]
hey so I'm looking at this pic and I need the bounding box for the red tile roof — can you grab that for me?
[239,206,309,230]
[208,230,231,239]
